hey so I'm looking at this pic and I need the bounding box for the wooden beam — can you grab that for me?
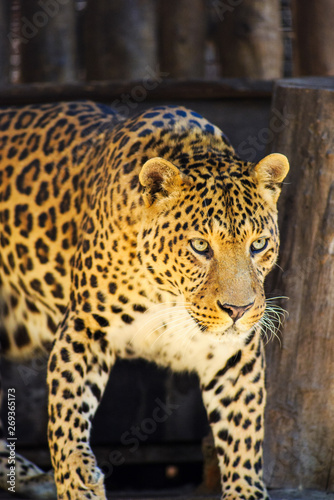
[0,79,273,105]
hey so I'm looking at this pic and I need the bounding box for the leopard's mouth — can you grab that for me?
[186,307,260,341]
[187,310,237,335]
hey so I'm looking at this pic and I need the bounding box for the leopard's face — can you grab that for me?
[138,153,288,340]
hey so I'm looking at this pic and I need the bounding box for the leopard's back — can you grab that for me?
[0,101,119,356]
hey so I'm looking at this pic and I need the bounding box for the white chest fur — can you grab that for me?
[108,299,249,381]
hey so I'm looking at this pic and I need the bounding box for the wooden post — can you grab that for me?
[159,0,206,78]
[214,0,283,79]
[85,0,157,81]
[292,0,334,76]
[264,77,334,491]
[20,0,77,83]
[0,1,11,84]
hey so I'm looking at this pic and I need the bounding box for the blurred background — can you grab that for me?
[0,0,333,86]
[1,1,334,498]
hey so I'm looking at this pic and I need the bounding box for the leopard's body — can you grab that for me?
[0,101,289,499]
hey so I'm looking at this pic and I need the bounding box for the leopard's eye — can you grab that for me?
[190,238,210,255]
[251,237,268,254]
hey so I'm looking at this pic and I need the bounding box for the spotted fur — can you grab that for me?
[0,102,289,499]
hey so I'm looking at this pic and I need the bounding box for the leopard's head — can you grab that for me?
[138,151,289,340]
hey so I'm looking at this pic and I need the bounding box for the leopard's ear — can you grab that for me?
[253,153,289,204]
[139,157,183,207]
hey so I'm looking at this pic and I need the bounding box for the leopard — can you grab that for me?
[0,101,289,500]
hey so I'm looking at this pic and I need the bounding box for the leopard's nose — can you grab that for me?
[217,301,254,322]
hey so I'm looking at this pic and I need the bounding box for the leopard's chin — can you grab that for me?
[204,323,259,343]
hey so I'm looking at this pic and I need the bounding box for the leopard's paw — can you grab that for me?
[56,449,106,500]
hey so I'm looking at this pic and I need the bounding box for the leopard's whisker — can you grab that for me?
[139,309,194,341]
[129,303,194,343]
[150,316,199,347]
[265,296,289,302]
[260,306,284,346]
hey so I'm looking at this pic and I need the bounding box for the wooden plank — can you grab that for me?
[159,0,206,78]
[215,0,283,79]
[292,0,334,76]
[0,79,273,105]
[85,0,157,80]
[19,0,77,83]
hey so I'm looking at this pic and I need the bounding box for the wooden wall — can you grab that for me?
[2,0,285,84]
[2,1,334,85]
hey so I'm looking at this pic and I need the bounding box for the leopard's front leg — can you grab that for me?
[47,315,114,500]
[200,336,269,500]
